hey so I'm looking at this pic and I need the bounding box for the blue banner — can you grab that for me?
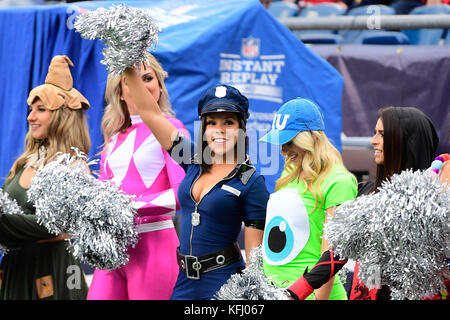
[0,0,343,192]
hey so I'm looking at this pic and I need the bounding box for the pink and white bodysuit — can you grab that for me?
[87,115,187,300]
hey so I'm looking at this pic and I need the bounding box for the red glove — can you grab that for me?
[287,249,347,300]
[287,275,314,300]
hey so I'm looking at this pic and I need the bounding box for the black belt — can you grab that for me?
[177,242,242,280]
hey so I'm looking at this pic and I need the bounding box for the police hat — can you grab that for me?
[197,84,249,122]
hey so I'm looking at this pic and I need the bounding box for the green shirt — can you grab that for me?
[0,166,88,300]
[263,164,357,300]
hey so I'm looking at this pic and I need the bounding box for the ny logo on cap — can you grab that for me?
[215,86,227,98]
[272,114,290,130]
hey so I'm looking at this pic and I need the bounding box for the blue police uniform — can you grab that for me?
[169,84,269,300]
[169,134,268,300]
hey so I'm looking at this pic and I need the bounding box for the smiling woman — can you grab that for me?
[204,112,240,160]
[201,112,248,169]
[121,72,268,300]
[371,118,384,165]
[368,106,438,195]
[27,100,53,140]
[286,105,441,301]
[0,55,90,300]
[259,98,357,300]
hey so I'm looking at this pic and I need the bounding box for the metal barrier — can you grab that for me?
[279,14,450,30]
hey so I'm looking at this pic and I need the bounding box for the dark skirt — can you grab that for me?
[0,240,88,300]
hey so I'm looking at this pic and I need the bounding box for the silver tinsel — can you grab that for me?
[0,189,24,250]
[0,189,23,216]
[74,4,160,74]
[324,169,449,300]
[27,149,139,270]
[215,245,291,300]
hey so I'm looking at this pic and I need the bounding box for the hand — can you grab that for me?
[287,276,314,300]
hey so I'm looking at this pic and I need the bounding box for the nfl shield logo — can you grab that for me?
[242,37,260,58]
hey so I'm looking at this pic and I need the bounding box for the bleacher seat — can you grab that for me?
[362,30,410,44]
[402,5,450,45]
[389,0,423,15]
[294,3,346,44]
[268,1,299,18]
[299,3,347,18]
[339,5,400,44]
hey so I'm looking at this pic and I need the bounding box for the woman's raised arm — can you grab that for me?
[123,67,178,151]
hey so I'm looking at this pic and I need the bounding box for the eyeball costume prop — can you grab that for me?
[263,189,310,266]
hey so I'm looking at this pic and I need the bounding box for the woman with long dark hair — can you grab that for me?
[287,106,442,300]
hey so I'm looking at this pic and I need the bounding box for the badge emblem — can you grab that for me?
[192,211,200,226]
[215,86,227,98]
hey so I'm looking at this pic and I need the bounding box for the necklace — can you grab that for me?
[25,141,48,170]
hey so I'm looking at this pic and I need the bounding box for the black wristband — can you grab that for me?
[244,219,265,230]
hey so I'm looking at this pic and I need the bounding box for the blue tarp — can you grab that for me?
[0,0,343,192]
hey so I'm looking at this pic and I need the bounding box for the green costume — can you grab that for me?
[0,166,88,299]
[263,164,357,300]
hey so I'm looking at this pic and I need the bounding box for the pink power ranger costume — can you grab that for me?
[87,114,187,300]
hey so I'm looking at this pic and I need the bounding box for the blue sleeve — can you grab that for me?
[243,175,269,222]
[167,132,196,172]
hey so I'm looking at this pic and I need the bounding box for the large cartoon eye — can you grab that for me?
[264,216,294,262]
[263,188,310,266]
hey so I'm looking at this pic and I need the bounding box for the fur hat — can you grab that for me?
[27,55,90,110]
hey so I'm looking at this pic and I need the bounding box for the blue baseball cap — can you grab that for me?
[259,98,325,145]
[198,84,250,122]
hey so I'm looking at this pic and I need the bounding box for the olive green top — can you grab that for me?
[0,166,54,247]
[0,165,87,300]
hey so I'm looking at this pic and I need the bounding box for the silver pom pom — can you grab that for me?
[325,169,449,300]
[0,189,23,216]
[0,189,24,249]
[74,4,160,74]
[215,245,291,300]
[27,148,139,270]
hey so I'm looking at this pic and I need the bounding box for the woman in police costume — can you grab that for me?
[122,67,268,300]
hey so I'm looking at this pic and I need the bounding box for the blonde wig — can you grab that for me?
[101,53,175,151]
[7,106,91,181]
[275,130,353,213]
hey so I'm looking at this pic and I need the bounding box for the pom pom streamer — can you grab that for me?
[74,4,160,75]
[215,245,291,300]
[27,149,139,270]
[324,169,449,300]
[0,189,23,216]
[0,189,24,250]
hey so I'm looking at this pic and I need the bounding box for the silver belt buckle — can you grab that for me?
[184,255,201,280]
